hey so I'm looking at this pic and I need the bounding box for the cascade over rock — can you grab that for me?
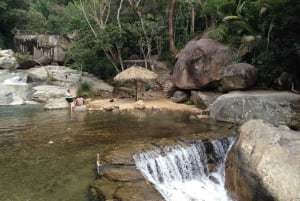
[0,70,29,105]
[134,137,235,201]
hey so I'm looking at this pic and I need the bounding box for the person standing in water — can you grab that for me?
[65,89,73,104]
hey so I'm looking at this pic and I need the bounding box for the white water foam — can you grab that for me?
[3,75,27,85]
[134,137,235,201]
[0,71,29,105]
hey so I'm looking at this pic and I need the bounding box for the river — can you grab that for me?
[0,105,231,201]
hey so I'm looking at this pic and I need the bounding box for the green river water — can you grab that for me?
[0,105,230,201]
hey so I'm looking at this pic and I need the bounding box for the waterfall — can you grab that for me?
[133,137,235,201]
[0,70,29,105]
[0,71,28,85]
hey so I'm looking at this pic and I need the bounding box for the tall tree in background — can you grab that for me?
[0,0,30,47]
[168,0,175,54]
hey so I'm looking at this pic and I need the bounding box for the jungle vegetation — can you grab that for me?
[0,0,299,82]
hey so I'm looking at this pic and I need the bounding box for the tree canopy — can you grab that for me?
[0,0,299,82]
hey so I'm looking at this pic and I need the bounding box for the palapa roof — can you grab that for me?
[114,66,158,82]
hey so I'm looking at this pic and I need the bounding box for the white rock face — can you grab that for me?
[0,65,113,108]
[0,54,19,69]
[32,85,66,103]
[44,98,69,110]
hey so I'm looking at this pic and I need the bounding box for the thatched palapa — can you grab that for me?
[114,66,158,101]
[114,66,157,82]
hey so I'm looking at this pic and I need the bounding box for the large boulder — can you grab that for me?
[225,119,300,201]
[190,91,222,109]
[32,85,66,103]
[210,91,300,126]
[0,49,14,57]
[44,98,69,110]
[0,49,19,70]
[172,38,232,90]
[218,63,258,92]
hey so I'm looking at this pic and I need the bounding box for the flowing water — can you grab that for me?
[0,105,233,201]
[134,137,235,201]
[0,70,29,105]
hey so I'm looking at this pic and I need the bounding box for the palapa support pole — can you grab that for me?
[135,79,138,101]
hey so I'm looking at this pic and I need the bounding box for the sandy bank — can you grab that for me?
[86,98,202,114]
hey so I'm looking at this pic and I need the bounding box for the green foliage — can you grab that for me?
[202,0,300,79]
[33,0,50,19]
[206,24,228,42]
[76,81,95,97]
[14,52,32,63]
[45,69,55,84]
[0,0,299,84]
[0,34,5,48]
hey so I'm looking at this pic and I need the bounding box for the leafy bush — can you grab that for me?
[14,52,32,64]
[76,81,95,97]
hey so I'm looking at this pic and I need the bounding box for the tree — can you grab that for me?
[0,0,30,47]
[168,0,175,54]
[72,0,123,72]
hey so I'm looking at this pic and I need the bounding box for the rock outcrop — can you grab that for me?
[225,119,300,201]
[171,38,260,93]
[190,91,222,109]
[0,49,19,70]
[27,65,113,94]
[172,38,232,90]
[210,91,300,126]
[32,85,66,103]
[0,65,113,107]
[218,63,258,92]
[14,32,71,65]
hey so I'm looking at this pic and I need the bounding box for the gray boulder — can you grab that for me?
[44,98,69,110]
[0,55,19,70]
[172,38,232,89]
[226,119,300,201]
[218,63,258,92]
[210,91,300,126]
[171,90,189,103]
[190,91,222,109]
[0,49,14,57]
[32,85,66,103]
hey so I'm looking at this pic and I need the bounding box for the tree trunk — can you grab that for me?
[168,0,175,54]
[191,6,195,35]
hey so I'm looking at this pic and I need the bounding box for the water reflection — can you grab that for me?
[0,105,231,201]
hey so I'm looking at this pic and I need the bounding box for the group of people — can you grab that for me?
[65,89,85,110]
